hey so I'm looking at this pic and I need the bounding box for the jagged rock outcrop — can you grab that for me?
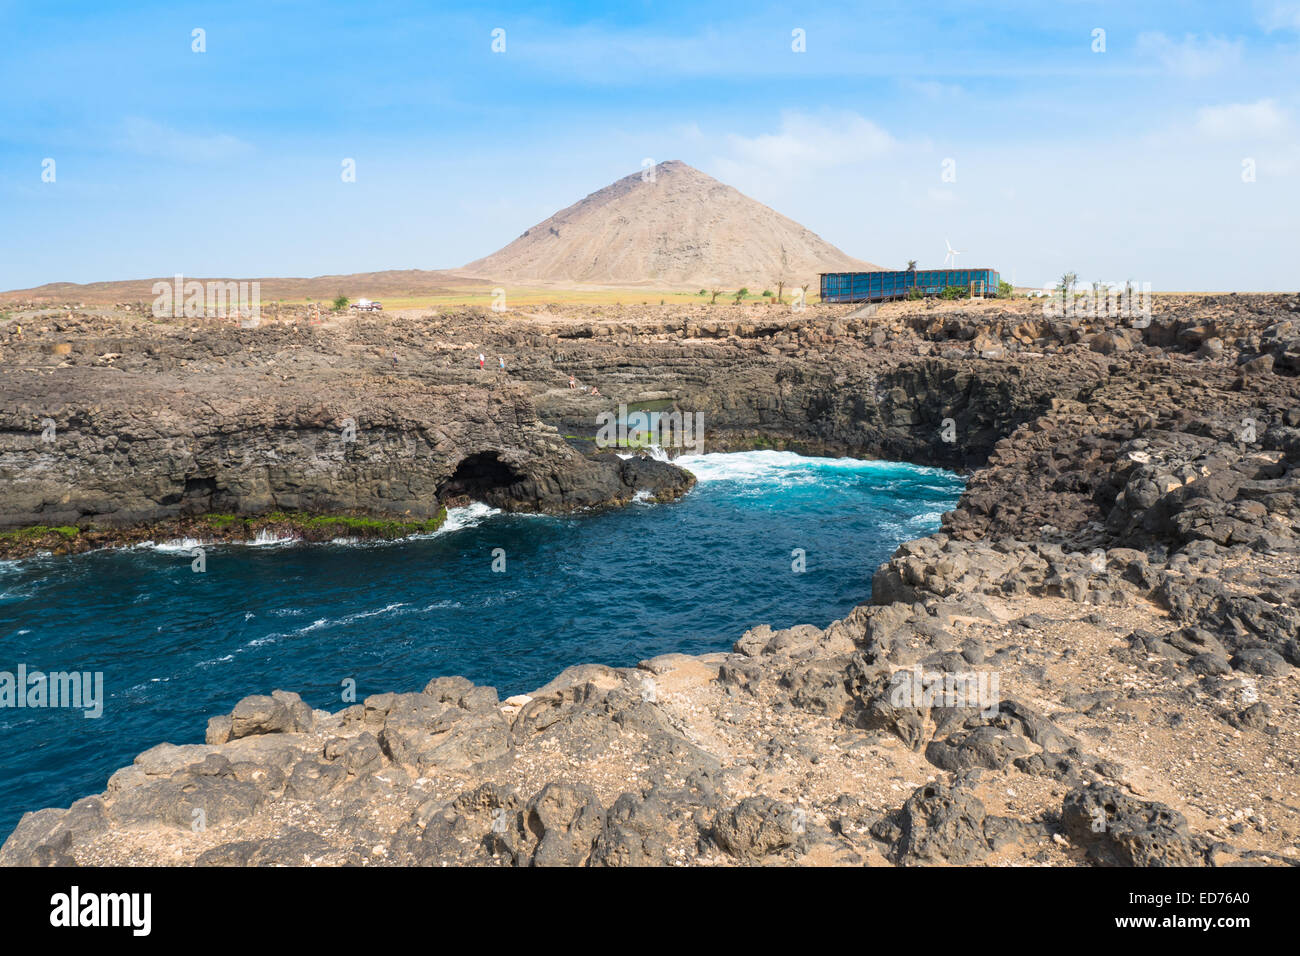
[0,323,695,551]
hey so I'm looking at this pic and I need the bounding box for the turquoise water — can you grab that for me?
[0,451,963,838]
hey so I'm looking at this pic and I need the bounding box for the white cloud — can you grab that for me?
[1195,99,1291,139]
[118,118,254,163]
[672,122,706,143]
[900,79,964,99]
[1258,1,1300,31]
[714,110,895,178]
[1136,32,1243,77]
[690,108,1298,291]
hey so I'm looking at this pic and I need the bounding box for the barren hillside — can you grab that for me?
[462,160,879,289]
[0,270,493,307]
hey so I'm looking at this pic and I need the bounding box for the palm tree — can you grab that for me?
[906,260,917,271]
[774,246,790,304]
[1058,271,1077,305]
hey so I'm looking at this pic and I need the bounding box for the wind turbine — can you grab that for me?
[943,239,962,268]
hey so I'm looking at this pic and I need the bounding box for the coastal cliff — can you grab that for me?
[0,321,694,555]
[2,294,1298,866]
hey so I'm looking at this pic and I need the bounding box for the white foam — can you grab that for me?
[273,601,411,639]
[249,528,297,547]
[908,510,946,526]
[418,599,461,611]
[143,529,299,552]
[675,450,952,485]
[435,502,502,534]
[150,537,206,552]
[342,601,407,623]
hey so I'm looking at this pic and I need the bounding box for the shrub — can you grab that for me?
[906,287,924,300]
[939,285,967,300]
[997,280,1014,298]
[332,294,349,312]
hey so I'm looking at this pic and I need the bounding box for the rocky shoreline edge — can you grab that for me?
[0,509,460,559]
[0,455,697,561]
[1,294,1298,866]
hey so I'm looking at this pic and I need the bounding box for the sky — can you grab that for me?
[1,0,1298,291]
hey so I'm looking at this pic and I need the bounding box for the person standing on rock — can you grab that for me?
[478,352,485,370]
[499,356,506,372]
[569,374,576,389]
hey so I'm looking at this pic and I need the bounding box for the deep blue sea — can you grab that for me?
[0,451,963,838]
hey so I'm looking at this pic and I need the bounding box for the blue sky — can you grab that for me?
[1,0,1298,290]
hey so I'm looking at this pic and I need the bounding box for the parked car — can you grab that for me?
[349,298,383,312]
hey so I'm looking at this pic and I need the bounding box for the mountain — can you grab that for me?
[461,160,879,289]
[0,162,880,303]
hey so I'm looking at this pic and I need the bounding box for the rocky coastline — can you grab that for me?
[2,293,1298,866]
[0,509,460,559]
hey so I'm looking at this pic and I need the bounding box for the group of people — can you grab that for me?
[478,353,506,372]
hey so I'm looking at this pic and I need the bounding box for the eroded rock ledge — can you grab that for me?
[2,294,1298,866]
[0,369,695,557]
